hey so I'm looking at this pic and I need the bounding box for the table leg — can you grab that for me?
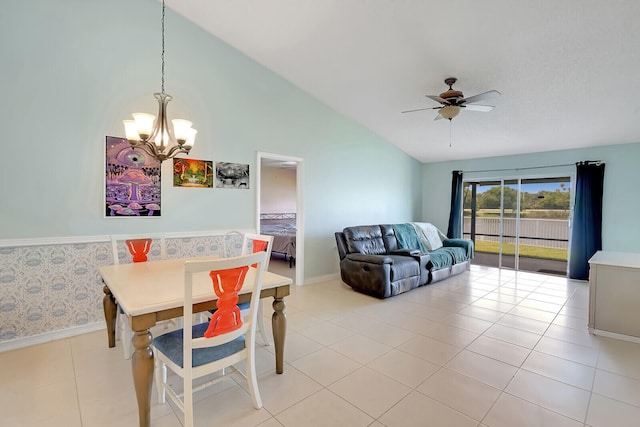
[271,296,287,374]
[132,329,154,427]
[102,285,117,348]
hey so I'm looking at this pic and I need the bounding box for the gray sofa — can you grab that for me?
[335,223,473,298]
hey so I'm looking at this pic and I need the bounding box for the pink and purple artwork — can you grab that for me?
[105,136,161,217]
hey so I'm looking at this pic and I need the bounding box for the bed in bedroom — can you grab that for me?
[260,213,297,267]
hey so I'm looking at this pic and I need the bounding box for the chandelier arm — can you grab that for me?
[164,143,190,159]
[132,141,161,159]
[144,92,179,154]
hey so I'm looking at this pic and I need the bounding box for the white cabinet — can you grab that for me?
[588,251,640,343]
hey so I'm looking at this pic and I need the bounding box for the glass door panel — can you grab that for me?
[517,178,570,275]
[500,180,518,270]
[464,181,501,269]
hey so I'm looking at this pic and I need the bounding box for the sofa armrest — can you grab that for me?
[345,253,393,264]
[390,248,420,256]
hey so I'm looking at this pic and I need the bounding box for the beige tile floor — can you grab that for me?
[3,265,640,426]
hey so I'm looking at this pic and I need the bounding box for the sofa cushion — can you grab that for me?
[428,250,454,269]
[429,247,470,269]
[343,226,386,255]
[413,222,443,251]
[442,247,468,264]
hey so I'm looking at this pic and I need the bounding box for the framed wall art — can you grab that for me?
[105,136,161,216]
[173,158,214,188]
[215,162,250,189]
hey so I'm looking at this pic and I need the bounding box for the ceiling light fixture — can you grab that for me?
[439,105,461,121]
[122,0,196,162]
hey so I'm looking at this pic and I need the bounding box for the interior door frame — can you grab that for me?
[255,151,304,286]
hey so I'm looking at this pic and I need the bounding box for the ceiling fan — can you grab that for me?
[402,77,500,121]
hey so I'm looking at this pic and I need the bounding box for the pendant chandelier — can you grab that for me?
[122,0,197,163]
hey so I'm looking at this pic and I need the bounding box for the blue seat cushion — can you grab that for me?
[153,322,245,368]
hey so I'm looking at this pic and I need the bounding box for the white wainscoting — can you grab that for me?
[0,230,249,352]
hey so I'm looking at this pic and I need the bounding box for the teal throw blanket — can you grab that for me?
[392,223,426,252]
[428,247,468,269]
[444,239,474,259]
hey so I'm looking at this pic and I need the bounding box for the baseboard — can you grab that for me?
[301,272,340,285]
[0,322,106,353]
[592,328,640,344]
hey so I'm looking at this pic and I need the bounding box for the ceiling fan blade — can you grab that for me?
[401,106,440,114]
[462,90,500,105]
[464,104,494,112]
[426,95,450,105]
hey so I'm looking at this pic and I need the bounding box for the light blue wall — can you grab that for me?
[422,142,640,252]
[0,0,422,279]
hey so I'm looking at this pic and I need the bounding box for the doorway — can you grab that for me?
[256,152,304,285]
[464,177,571,275]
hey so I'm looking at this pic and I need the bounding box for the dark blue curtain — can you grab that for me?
[569,161,605,279]
[447,171,464,238]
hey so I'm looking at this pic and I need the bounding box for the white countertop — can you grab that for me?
[588,251,640,269]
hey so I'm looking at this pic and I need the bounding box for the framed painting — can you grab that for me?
[173,158,214,188]
[215,162,250,189]
[105,136,161,216]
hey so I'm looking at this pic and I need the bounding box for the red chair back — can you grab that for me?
[125,238,152,263]
[250,239,268,267]
[205,266,249,338]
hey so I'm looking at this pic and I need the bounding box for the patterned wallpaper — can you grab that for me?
[0,233,242,344]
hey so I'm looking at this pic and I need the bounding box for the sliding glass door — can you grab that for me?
[464,177,570,275]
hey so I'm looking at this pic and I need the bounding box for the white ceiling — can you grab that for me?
[166,0,640,163]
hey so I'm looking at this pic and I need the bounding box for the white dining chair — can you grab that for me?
[110,233,176,359]
[220,231,273,345]
[152,251,267,427]
[239,233,274,346]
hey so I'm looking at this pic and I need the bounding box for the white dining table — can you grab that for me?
[99,256,292,427]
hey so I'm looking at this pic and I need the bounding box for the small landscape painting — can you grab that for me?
[105,136,161,217]
[173,158,214,188]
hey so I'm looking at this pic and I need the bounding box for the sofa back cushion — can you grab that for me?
[380,224,399,252]
[343,225,387,255]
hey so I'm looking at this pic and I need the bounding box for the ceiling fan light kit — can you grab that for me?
[402,77,500,122]
[439,105,461,120]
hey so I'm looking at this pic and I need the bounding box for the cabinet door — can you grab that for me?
[594,265,640,338]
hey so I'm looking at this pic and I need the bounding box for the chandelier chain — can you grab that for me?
[161,0,165,94]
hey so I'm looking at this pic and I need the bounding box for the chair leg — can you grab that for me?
[184,373,194,427]
[246,345,263,409]
[154,357,167,404]
[256,301,269,346]
[118,311,132,359]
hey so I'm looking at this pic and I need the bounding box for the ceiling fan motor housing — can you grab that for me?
[440,77,464,104]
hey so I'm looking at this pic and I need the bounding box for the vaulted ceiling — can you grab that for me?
[166,0,640,163]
